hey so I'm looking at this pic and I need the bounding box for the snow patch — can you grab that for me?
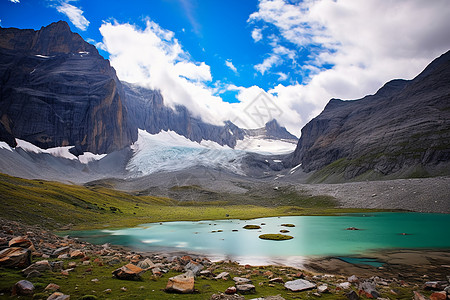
[0,142,13,152]
[35,54,51,59]
[235,136,296,155]
[15,139,105,164]
[289,163,302,174]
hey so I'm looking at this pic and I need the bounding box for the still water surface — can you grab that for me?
[69,213,450,261]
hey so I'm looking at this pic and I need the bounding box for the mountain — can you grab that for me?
[288,50,450,182]
[0,22,297,155]
[0,21,136,154]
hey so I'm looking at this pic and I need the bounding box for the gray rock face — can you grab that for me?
[0,21,137,154]
[288,50,450,181]
[244,119,297,141]
[122,82,245,148]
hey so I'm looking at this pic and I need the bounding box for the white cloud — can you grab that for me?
[276,72,288,81]
[56,1,89,31]
[9,0,20,3]
[251,28,263,42]
[247,0,450,134]
[100,20,232,125]
[225,59,238,73]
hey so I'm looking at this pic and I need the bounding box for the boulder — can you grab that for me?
[359,281,380,298]
[112,263,144,280]
[0,247,31,268]
[136,258,155,270]
[233,277,252,284]
[235,284,256,294]
[47,292,71,300]
[225,286,237,294]
[52,246,70,258]
[26,270,42,278]
[430,291,447,300]
[45,283,60,291]
[69,250,84,258]
[317,284,329,293]
[284,279,316,292]
[165,271,195,293]
[338,282,352,289]
[9,236,33,248]
[22,260,51,276]
[348,275,359,283]
[215,272,230,280]
[185,260,204,276]
[12,280,34,296]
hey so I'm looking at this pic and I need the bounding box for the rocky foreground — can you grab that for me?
[0,218,449,300]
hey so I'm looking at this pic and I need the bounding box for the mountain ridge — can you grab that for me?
[288,50,450,182]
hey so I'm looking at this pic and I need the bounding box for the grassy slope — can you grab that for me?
[0,173,380,230]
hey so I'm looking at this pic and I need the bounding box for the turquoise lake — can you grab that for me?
[69,213,450,263]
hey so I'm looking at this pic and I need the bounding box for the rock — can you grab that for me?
[22,259,51,275]
[430,291,447,300]
[261,296,286,300]
[0,247,31,268]
[424,281,448,290]
[345,290,360,300]
[136,258,155,269]
[209,293,245,300]
[346,227,360,231]
[236,284,256,294]
[269,277,284,283]
[225,286,237,294]
[200,270,214,277]
[104,289,112,294]
[185,260,204,276]
[50,261,64,271]
[45,283,60,291]
[359,281,380,298]
[413,291,429,300]
[165,271,195,294]
[26,270,42,278]
[233,277,252,284]
[317,285,329,293]
[9,236,33,248]
[348,275,359,283]
[112,263,144,280]
[47,292,71,300]
[284,279,316,292]
[338,282,352,289]
[70,250,84,258]
[12,280,34,296]
[52,246,70,258]
[152,267,162,276]
[215,272,230,280]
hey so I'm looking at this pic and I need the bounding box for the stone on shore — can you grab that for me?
[52,246,70,258]
[215,272,230,280]
[233,277,252,284]
[69,250,84,258]
[22,260,51,276]
[284,279,316,292]
[9,236,33,248]
[0,247,31,268]
[345,290,360,300]
[235,283,256,294]
[12,280,34,296]
[317,284,329,293]
[165,271,195,293]
[112,263,144,280]
[136,258,155,270]
[430,291,447,300]
[359,281,380,298]
[225,286,237,294]
[47,292,71,300]
[185,260,204,276]
[413,291,429,300]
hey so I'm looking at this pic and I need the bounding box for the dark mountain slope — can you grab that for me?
[0,21,137,154]
[288,50,450,181]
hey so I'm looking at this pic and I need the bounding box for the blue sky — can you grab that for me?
[1,0,450,135]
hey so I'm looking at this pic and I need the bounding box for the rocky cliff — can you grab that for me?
[289,50,450,181]
[0,21,136,154]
